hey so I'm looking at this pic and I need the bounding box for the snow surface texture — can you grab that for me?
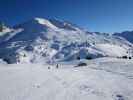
[0,18,132,64]
[0,58,133,100]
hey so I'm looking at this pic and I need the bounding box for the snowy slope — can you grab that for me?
[114,31,133,43]
[0,18,132,64]
[0,58,133,100]
[0,28,11,36]
[0,18,133,100]
[94,44,128,57]
[59,43,129,62]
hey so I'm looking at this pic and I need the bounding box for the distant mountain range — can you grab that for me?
[114,31,133,43]
[0,18,133,64]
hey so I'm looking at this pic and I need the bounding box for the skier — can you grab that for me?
[56,64,59,69]
[48,66,50,69]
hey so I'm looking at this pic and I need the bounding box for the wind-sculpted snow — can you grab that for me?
[0,18,132,64]
[0,58,133,100]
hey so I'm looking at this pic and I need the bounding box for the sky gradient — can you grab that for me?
[0,0,133,33]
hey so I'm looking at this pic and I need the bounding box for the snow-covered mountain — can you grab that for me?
[114,31,133,43]
[0,18,132,64]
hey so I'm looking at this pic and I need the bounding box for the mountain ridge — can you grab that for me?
[114,31,133,43]
[0,17,132,64]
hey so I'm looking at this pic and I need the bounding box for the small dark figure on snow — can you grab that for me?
[56,64,59,69]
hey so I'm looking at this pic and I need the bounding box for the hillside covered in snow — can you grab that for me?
[0,18,132,64]
[0,18,133,100]
[114,31,133,43]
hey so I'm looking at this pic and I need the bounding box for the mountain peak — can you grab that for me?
[14,17,82,32]
[32,17,58,29]
[49,18,81,31]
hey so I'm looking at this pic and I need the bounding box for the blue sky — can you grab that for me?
[0,0,133,33]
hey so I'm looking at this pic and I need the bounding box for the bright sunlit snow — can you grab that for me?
[0,58,133,100]
[0,18,133,100]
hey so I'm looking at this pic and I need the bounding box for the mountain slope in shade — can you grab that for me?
[0,18,132,64]
[114,31,133,43]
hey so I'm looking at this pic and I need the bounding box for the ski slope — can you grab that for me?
[0,58,133,100]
